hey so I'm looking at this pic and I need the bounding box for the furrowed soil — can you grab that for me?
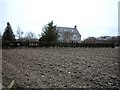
[2,47,119,88]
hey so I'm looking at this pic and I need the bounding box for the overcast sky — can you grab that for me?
[0,0,119,40]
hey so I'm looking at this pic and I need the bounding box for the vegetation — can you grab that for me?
[25,32,35,40]
[1,22,120,48]
[16,26,24,39]
[2,22,16,42]
[83,36,120,46]
[39,21,58,43]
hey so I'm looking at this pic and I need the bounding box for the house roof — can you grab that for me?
[56,27,81,35]
[97,36,112,40]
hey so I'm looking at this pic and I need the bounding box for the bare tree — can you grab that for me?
[83,37,97,43]
[16,26,24,39]
[26,32,35,40]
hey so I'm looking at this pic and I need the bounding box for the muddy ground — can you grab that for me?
[2,47,119,88]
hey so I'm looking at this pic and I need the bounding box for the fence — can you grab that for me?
[2,41,116,49]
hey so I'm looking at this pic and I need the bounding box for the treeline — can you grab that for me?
[82,36,120,47]
[1,22,120,49]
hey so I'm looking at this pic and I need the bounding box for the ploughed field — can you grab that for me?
[2,47,119,88]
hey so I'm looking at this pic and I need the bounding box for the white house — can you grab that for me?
[56,25,81,43]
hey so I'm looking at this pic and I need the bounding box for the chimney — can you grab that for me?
[74,25,77,29]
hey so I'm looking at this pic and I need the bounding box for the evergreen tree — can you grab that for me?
[39,21,58,42]
[2,22,16,42]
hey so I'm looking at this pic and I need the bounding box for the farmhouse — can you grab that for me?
[56,25,81,43]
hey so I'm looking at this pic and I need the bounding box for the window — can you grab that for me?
[73,34,76,38]
[64,29,66,32]
[59,34,62,37]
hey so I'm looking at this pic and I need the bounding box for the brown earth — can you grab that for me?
[2,47,119,88]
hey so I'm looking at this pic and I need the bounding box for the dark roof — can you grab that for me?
[56,27,80,35]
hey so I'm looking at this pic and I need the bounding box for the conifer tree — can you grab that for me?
[2,22,16,42]
[40,21,58,42]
